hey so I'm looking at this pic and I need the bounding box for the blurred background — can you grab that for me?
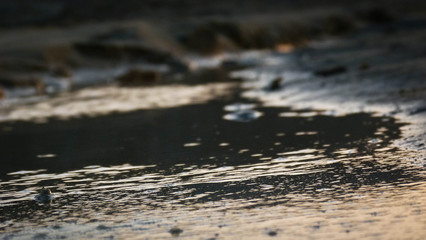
[1,0,426,101]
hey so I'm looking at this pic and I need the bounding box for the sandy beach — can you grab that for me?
[0,1,425,239]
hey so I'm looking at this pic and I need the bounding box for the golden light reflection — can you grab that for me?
[0,83,234,122]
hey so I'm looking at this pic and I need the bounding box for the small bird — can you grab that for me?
[35,187,53,203]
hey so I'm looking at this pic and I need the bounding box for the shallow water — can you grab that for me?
[1,89,425,239]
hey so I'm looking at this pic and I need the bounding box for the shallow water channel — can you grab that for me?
[0,88,425,239]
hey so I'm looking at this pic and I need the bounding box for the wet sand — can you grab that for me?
[0,1,426,239]
[1,91,425,239]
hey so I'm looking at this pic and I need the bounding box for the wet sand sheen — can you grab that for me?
[0,92,425,239]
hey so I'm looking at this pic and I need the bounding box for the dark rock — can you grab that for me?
[267,230,278,236]
[265,77,284,91]
[314,65,347,77]
[35,187,52,203]
[169,227,183,237]
[96,224,111,230]
[117,69,161,86]
[38,187,52,196]
[52,225,62,229]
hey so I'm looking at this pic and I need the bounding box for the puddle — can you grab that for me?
[0,91,425,239]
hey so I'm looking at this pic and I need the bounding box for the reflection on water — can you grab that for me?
[0,94,425,239]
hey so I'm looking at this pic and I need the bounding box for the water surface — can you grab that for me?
[0,91,425,239]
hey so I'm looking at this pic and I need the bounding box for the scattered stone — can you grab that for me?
[35,187,53,203]
[265,77,284,91]
[117,69,161,86]
[267,230,278,236]
[169,226,183,237]
[96,224,111,230]
[52,225,62,229]
[39,188,51,196]
[314,65,347,77]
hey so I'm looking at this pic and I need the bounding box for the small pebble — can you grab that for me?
[96,224,111,230]
[169,227,183,236]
